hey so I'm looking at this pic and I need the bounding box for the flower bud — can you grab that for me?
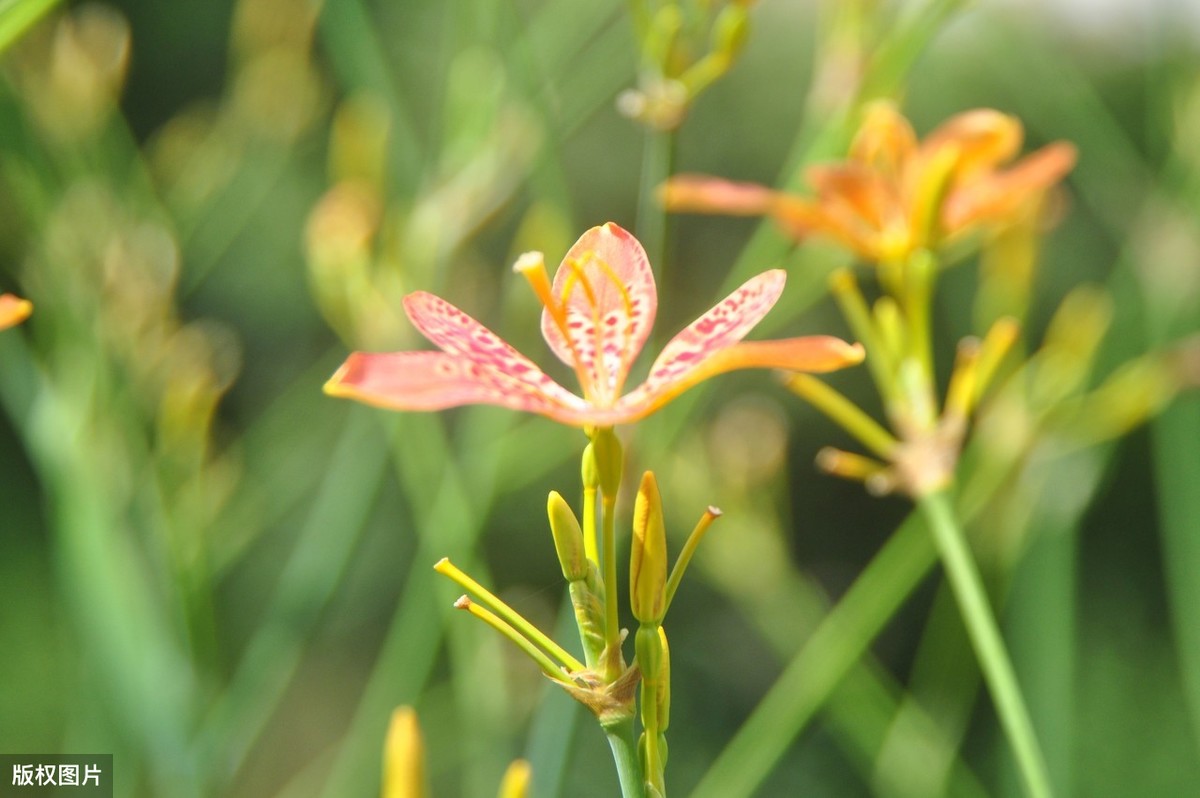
[581,441,599,489]
[590,427,623,498]
[382,706,426,798]
[656,626,671,733]
[547,491,588,581]
[630,472,667,624]
[496,759,532,798]
[635,626,664,686]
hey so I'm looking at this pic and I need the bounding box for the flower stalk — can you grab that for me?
[917,489,1053,798]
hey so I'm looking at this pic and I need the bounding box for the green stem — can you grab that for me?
[917,488,1053,798]
[691,513,936,798]
[602,494,621,681]
[604,718,647,798]
[636,126,674,279]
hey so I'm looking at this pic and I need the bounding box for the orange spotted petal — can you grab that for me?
[616,270,862,419]
[618,336,865,422]
[323,351,589,423]
[540,223,657,405]
[0,294,32,330]
[324,290,592,421]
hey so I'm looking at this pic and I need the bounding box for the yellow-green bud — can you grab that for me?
[590,427,623,498]
[582,442,599,489]
[382,706,426,798]
[635,625,664,679]
[656,626,671,732]
[630,472,668,624]
[496,759,532,798]
[547,491,588,581]
[712,5,750,60]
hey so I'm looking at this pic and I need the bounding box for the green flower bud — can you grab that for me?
[581,442,599,489]
[590,427,624,499]
[635,625,664,683]
[630,472,668,624]
[656,626,671,732]
[547,491,588,581]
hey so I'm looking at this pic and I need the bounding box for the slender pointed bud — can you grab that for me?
[590,427,623,498]
[816,447,889,483]
[974,316,1020,400]
[630,472,668,625]
[382,707,426,798]
[548,491,588,581]
[945,337,982,422]
[496,760,532,798]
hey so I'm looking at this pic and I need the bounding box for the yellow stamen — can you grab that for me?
[454,596,577,685]
[663,506,722,615]
[514,251,593,394]
[514,251,567,332]
[435,558,586,673]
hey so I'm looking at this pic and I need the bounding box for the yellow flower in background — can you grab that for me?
[662,102,1077,263]
[0,294,32,330]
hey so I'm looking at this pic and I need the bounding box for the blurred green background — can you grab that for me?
[1,0,1198,796]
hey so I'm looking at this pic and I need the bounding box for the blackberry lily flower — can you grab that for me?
[662,103,1077,263]
[324,223,863,427]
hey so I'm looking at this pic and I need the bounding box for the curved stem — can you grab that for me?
[917,488,1053,798]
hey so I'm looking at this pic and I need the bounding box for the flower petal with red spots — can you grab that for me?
[539,223,657,404]
[323,351,589,422]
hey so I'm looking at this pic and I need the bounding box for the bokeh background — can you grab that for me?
[1,0,1198,796]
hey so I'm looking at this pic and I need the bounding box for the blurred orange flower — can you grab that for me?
[0,294,32,330]
[662,102,1077,263]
